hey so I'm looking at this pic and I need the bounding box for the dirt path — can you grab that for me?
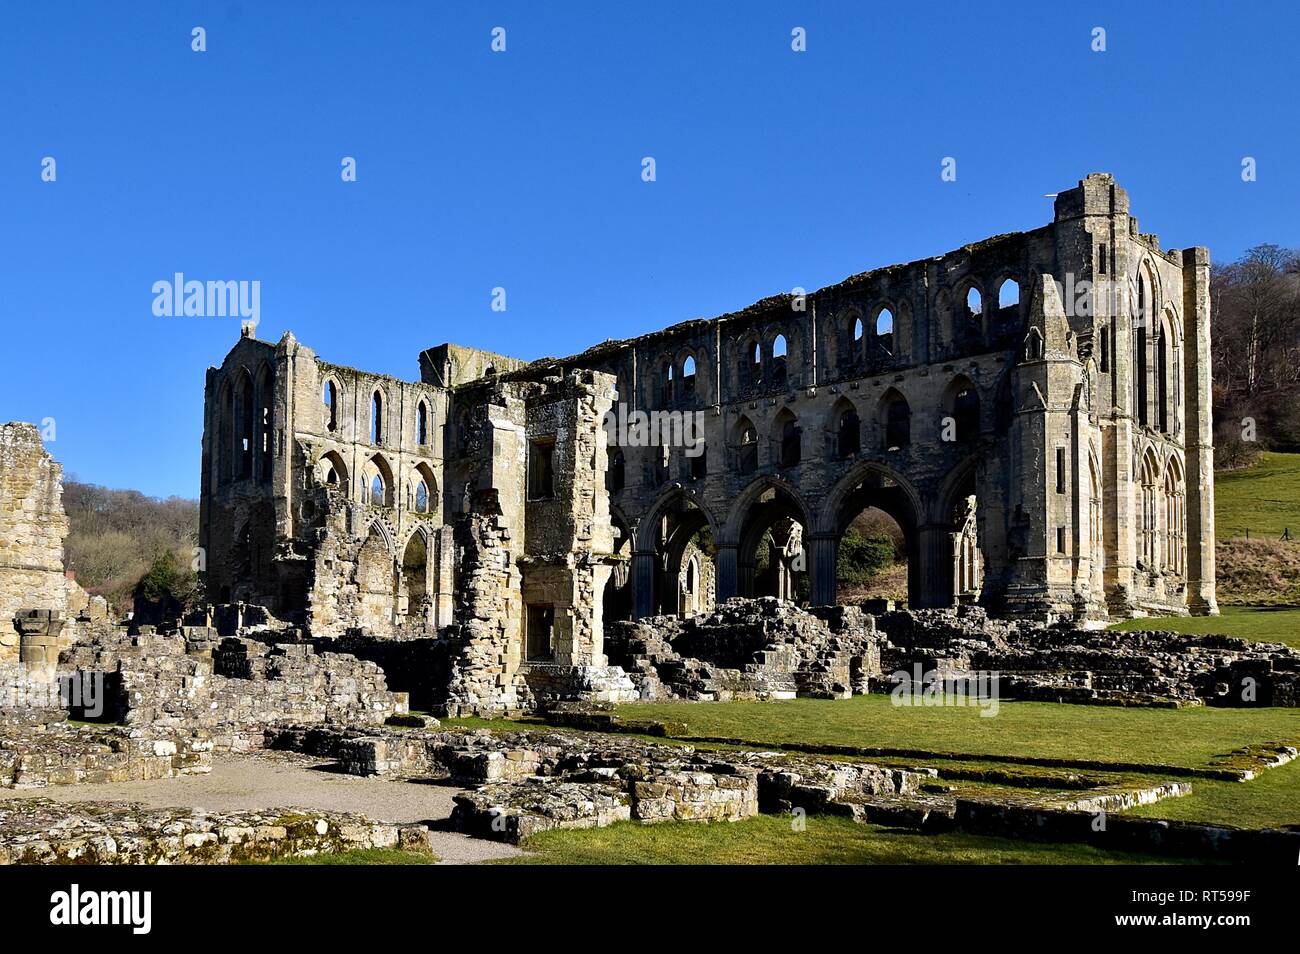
[0,753,522,865]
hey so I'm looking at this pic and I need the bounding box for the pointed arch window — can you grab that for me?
[771,335,788,388]
[370,391,384,444]
[323,380,339,432]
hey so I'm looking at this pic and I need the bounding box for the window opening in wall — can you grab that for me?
[526,604,555,661]
[529,438,556,500]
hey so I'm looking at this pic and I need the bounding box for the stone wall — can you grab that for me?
[0,799,435,865]
[0,423,71,662]
[60,628,405,742]
[606,598,882,701]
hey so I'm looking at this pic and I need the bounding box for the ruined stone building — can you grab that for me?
[0,423,86,664]
[198,173,1218,708]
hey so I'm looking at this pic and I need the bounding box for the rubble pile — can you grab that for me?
[874,605,1300,707]
[605,601,1300,708]
[605,598,883,701]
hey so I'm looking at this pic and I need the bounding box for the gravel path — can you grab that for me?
[0,753,522,864]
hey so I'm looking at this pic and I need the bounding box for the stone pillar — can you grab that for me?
[433,526,456,628]
[913,523,952,608]
[1182,247,1219,616]
[737,557,756,598]
[808,533,838,606]
[632,549,655,618]
[15,610,63,681]
[714,544,738,602]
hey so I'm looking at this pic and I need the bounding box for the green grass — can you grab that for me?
[499,815,1205,865]
[249,848,439,865]
[1215,451,1300,540]
[1126,758,1300,830]
[614,695,1299,771]
[1109,605,1300,649]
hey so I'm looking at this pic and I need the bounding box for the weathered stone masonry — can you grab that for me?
[0,423,88,664]
[198,173,1219,714]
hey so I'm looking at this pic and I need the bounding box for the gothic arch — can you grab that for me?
[635,486,721,553]
[410,461,437,513]
[877,387,912,451]
[733,413,759,474]
[829,396,861,458]
[359,516,396,556]
[721,473,812,546]
[935,453,982,527]
[322,375,343,434]
[772,406,802,467]
[363,453,395,507]
[317,450,349,490]
[815,460,924,538]
[943,374,982,444]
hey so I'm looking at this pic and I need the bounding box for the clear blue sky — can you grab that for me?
[2,1,1296,498]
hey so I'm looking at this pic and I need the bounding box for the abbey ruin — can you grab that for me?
[196,173,1219,714]
[9,173,1300,868]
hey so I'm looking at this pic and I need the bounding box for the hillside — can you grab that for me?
[62,480,199,612]
[1214,451,1300,540]
[1214,451,1300,606]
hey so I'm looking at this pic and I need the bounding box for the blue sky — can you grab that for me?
[2,1,1297,498]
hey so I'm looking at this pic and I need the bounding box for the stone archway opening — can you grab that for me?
[355,525,395,632]
[828,469,919,608]
[602,516,633,624]
[737,484,808,603]
[398,532,430,633]
[836,505,908,607]
[651,499,716,617]
[946,467,983,606]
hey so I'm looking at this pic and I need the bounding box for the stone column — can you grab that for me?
[632,549,655,618]
[1182,247,1219,616]
[714,544,738,602]
[433,526,456,628]
[808,533,838,606]
[913,523,952,608]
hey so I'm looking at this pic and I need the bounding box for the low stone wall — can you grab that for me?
[954,798,1300,864]
[60,628,405,736]
[0,799,435,864]
[0,724,212,788]
[268,725,928,845]
[874,605,1300,707]
[521,663,638,707]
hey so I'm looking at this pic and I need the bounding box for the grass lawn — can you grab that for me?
[499,815,1205,865]
[1215,451,1300,540]
[614,695,1299,771]
[1109,605,1300,649]
[1126,757,1300,830]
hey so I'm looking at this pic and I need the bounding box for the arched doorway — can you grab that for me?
[399,531,430,633]
[819,465,921,607]
[355,524,396,632]
[633,493,718,618]
[734,480,810,603]
[602,515,633,624]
